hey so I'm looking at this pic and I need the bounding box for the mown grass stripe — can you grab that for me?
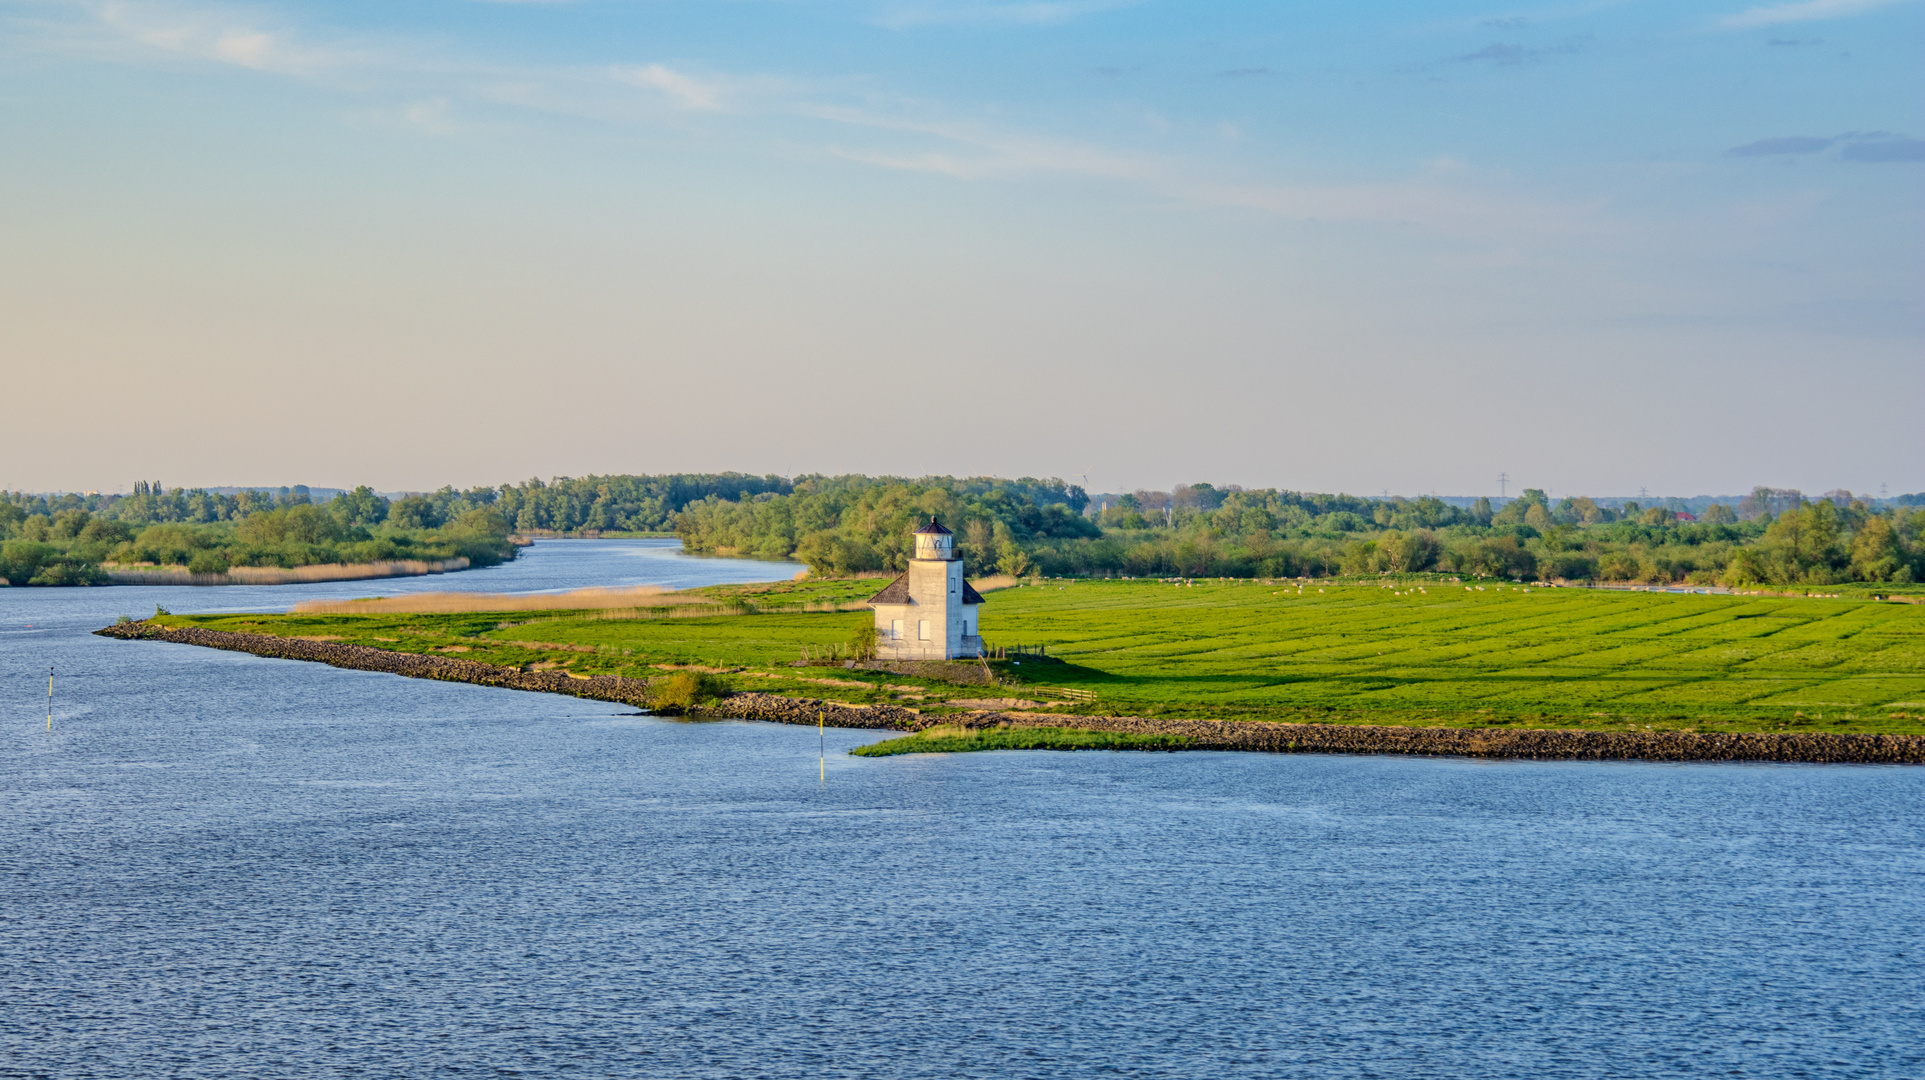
[157,579,1925,735]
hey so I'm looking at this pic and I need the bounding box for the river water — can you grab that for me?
[3,541,1921,1078]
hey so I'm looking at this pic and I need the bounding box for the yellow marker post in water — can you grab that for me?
[48,665,54,731]
[819,710,825,784]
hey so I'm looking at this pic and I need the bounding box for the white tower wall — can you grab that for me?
[868,521,982,660]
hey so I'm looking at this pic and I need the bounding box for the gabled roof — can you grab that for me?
[866,573,986,606]
[913,516,953,535]
[867,573,912,604]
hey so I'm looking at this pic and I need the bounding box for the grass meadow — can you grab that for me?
[980,579,1925,735]
[154,576,1925,735]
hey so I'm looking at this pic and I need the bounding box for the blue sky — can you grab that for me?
[2,0,1919,497]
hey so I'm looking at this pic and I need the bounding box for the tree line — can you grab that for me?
[8,474,1919,588]
[678,480,1925,588]
[0,486,514,586]
[676,475,1093,576]
[0,473,805,585]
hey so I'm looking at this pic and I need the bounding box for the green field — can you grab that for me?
[153,576,1925,735]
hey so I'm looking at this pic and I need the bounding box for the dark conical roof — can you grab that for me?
[913,516,952,535]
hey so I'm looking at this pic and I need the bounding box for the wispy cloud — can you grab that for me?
[1459,43,1535,65]
[1727,132,1925,162]
[612,63,724,111]
[1455,38,1584,67]
[798,103,1598,238]
[1840,135,1925,163]
[16,0,1609,239]
[823,148,985,178]
[348,96,503,137]
[1721,0,1913,28]
[1729,135,1836,155]
[83,0,366,75]
[25,2,757,120]
[873,0,1141,29]
[803,104,1159,182]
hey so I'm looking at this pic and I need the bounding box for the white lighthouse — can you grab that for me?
[866,517,985,660]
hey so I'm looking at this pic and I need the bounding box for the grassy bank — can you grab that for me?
[149,575,1925,736]
[851,724,1190,756]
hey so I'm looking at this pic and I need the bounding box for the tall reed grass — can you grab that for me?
[108,558,470,588]
[292,578,976,617]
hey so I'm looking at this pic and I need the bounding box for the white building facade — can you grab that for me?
[866,517,985,661]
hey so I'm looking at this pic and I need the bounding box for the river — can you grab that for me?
[3,541,1920,1077]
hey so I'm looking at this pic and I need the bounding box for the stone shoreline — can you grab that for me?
[94,621,920,727]
[96,622,1925,765]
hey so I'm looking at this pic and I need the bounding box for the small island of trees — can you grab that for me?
[0,484,514,586]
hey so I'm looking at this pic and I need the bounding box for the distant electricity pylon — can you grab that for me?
[1498,472,1508,498]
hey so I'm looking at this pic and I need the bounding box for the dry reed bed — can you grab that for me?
[107,558,469,587]
[295,586,877,618]
[294,584,697,615]
[289,573,1016,616]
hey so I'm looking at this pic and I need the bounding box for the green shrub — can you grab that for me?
[0,540,55,585]
[648,671,729,712]
[27,559,106,586]
[849,623,879,660]
[995,546,1034,577]
[187,550,231,575]
[1540,552,1597,581]
[1598,551,1640,581]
